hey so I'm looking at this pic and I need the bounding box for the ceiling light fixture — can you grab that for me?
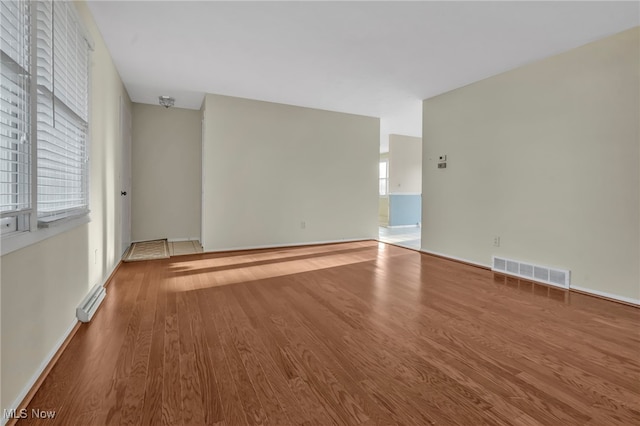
[159,95,175,108]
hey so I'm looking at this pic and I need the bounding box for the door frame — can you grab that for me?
[120,96,132,255]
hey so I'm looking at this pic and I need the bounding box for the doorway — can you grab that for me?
[378,134,422,250]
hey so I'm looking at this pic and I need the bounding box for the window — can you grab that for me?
[1,0,31,235]
[379,159,388,196]
[36,0,90,224]
[0,0,90,251]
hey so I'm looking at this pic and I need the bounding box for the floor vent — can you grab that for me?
[76,284,106,323]
[492,256,570,289]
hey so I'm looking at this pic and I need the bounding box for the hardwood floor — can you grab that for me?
[19,241,640,425]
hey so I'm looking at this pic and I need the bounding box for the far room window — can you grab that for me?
[379,159,388,196]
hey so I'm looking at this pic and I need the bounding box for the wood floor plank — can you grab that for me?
[177,289,206,426]
[242,285,340,426]
[112,270,148,380]
[16,241,640,426]
[230,285,328,426]
[196,284,248,426]
[120,261,160,426]
[208,290,270,426]
[259,285,377,425]
[161,287,182,426]
[215,290,293,426]
[186,272,224,425]
[278,281,459,425]
[229,287,316,424]
[141,261,168,426]
[179,353,206,426]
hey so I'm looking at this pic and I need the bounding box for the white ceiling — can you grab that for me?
[87,1,639,151]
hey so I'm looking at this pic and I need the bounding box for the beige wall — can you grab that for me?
[422,27,639,302]
[389,134,422,194]
[1,1,131,411]
[202,94,379,251]
[131,104,201,242]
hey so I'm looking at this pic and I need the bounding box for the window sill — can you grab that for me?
[38,209,90,228]
[1,214,90,256]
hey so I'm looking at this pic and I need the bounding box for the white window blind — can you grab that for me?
[0,0,31,234]
[36,0,89,223]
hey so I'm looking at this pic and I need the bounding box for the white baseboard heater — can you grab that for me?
[76,284,106,322]
[492,256,570,289]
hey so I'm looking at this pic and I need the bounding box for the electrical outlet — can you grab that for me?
[493,236,500,247]
[438,163,447,169]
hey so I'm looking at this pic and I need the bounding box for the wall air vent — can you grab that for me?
[492,256,570,289]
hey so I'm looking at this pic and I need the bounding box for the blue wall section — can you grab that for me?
[389,194,421,226]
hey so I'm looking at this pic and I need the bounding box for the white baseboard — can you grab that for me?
[167,237,200,243]
[419,248,491,269]
[130,238,158,243]
[131,237,200,243]
[418,250,639,307]
[570,285,640,306]
[2,318,78,426]
[204,238,374,253]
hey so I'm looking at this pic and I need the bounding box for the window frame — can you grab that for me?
[1,0,32,237]
[1,0,92,256]
[379,158,389,197]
